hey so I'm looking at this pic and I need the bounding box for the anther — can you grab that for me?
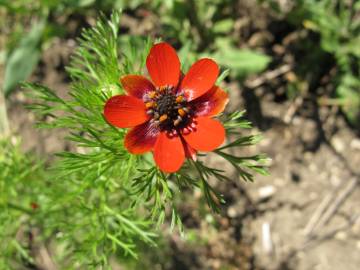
[176,95,184,103]
[174,118,182,127]
[159,114,168,122]
[148,91,156,99]
[145,102,156,108]
[178,108,186,117]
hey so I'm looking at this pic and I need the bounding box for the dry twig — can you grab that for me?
[245,64,292,89]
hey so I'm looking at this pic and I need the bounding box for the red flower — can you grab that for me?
[104,42,229,172]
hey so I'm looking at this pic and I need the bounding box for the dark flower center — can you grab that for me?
[145,86,192,131]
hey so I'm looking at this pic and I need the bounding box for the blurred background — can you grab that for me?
[1,0,360,269]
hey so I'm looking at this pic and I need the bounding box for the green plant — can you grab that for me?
[268,0,360,126]
[4,10,268,268]
[0,138,44,269]
[0,138,156,269]
[0,0,139,96]
[148,0,271,78]
[307,0,360,126]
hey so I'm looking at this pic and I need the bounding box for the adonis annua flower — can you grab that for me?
[104,42,229,172]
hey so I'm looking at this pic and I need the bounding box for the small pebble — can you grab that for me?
[335,231,347,240]
[227,206,238,218]
[258,185,276,200]
[331,136,345,152]
[350,139,360,150]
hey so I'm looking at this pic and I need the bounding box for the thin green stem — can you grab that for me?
[190,159,205,182]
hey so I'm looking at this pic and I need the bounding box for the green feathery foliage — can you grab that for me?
[23,11,268,265]
[0,138,43,269]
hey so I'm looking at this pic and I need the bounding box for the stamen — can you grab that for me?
[149,86,193,131]
[178,108,186,117]
[176,95,184,103]
[159,114,168,122]
[145,102,156,108]
[148,91,157,99]
[174,117,182,126]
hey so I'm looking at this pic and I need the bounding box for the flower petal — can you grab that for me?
[179,58,219,101]
[146,42,180,88]
[192,86,229,117]
[120,75,155,99]
[125,121,160,154]
[153,132,185,173]
[103,95,149,128]
[182,117,225,151]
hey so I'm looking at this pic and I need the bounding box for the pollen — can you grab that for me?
[178,108,186,117]
[176,95,184,103]
[145,102,156,108]
[174,119,181,126]
[159,114,168,122]
[148,91,157,99]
